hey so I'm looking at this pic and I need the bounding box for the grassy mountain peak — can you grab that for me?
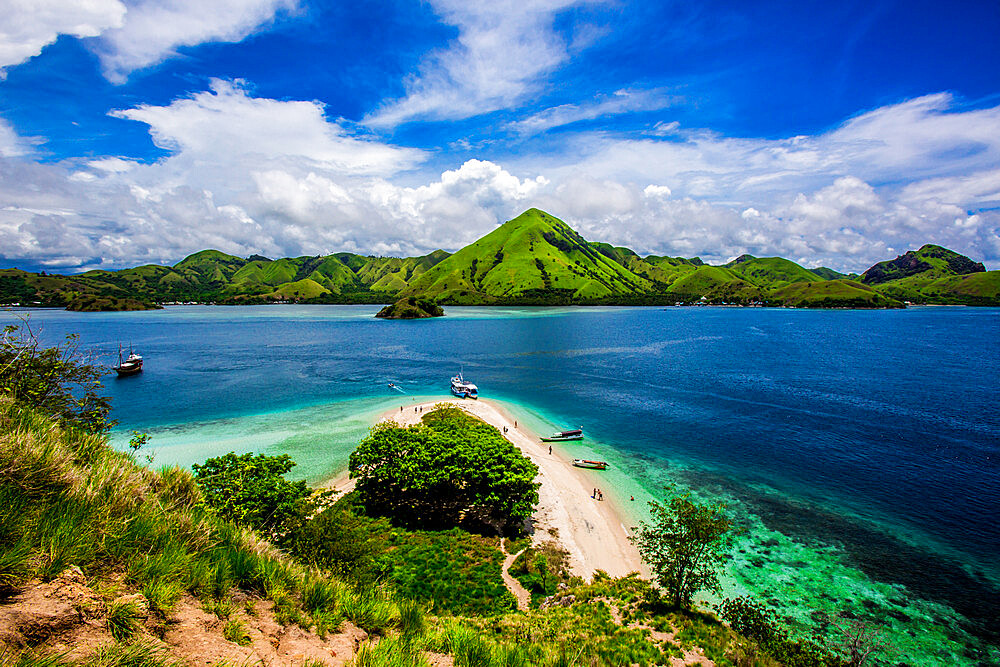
[402,208,651,303]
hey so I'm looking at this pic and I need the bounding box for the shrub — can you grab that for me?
[105,599,142,642]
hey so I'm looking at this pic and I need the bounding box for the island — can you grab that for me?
[374,296,445,319]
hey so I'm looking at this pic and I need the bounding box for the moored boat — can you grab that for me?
[541,428,583,442]
[572,459,608,470]
[450,371,478,399]
[113,345,143,376]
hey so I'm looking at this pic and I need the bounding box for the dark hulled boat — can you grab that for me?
[113,346,143,376]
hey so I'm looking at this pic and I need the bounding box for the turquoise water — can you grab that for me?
[6,304,998,665]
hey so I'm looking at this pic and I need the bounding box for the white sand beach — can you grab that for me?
[327,398,645,580]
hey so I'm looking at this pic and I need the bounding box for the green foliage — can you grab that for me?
[631,488,735,609]
[84,640,185,667]
[509,542,572,605]
[192,451,327,542]
[288,502,392,585]
[349,405,539,532]
[719,596,835,667]
[221,618,251,646]
[383,527,513,616]
[349,636,430,667]
[397,599,427,639]
[375,297,444,319]
[105,599,142,642]
[0,317,114,433]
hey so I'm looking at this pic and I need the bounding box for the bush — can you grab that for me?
[0,317,113,433]
[192,452,327,542]
[349,406,538,532]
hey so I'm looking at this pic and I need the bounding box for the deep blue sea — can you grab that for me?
[7,305,998,664]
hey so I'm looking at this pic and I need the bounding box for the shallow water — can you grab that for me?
[7,304,998,664]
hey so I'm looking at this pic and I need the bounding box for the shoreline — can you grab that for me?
[324,397,645,580]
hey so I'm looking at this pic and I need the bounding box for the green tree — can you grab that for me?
[287,502,392,585]
[0,316,113,433]
[632,487,734,608]
[191,452,326,542]
[348,405,539,532]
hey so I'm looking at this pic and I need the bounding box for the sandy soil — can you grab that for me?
[328,398,644,580]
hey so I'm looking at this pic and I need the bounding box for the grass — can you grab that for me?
[383,527,513,616]
[508,542,573,606]
[222,618,251,646]
[84,640,185,667]
[348,636,429,667]
[0,394,399,654]
[105,599,143,642]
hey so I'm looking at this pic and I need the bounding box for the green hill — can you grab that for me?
[402,209,651,303]
[769,280,904,308]
[859,244,997,304]
[809,266,849,280]
[1,211,996,309]
[727,257,822,289]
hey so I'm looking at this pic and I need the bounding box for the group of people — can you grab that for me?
[592,488,603,501]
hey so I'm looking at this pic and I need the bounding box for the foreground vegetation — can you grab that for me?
[2,210,996,310]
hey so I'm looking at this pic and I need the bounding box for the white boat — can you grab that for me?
[572,459,608,470]
[450,372,478,399]
[541,428,583,442]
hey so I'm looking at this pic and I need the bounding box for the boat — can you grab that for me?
[113,345,143,376]
[450,371,478,399]
[541,428,583,442]
[572,459,608,470]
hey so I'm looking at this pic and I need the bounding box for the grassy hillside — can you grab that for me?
[2,210,995,309]
[727,257,821,290]
[862,244,986,285]
[402,209,651,303]
[769,280,904,308]
[859,244,999,305]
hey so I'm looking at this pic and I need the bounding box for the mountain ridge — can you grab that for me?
[2,209,997,309]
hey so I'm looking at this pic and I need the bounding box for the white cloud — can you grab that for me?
[0,0,126,73]
[365,0,603,128]
[508,88,678,136]
[1,90,999,274]
[92,0,297,82]
[111,79,425,176]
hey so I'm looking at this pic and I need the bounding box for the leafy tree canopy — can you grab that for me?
[632,487,735,608]
[348,404,539,532]
[0,316,113,433]
[192,452,325,542]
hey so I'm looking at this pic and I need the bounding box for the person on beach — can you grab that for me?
[592,488,596,498]
[548,445,552,454]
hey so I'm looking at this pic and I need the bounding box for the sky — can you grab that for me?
[1,0,999,273]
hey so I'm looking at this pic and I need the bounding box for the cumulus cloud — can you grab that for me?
[92,0,297,82]
[110,79,425,176]
[0,0,126,74]
[365,0,603,128]
[1,89,999,273]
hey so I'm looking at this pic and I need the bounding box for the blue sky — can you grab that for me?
[1,0,998,272]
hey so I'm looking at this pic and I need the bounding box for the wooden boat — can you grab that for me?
[541,428,583,442]
[572,459,608,470]
[113,345,143,376]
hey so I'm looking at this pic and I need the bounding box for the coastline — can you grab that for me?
[324,396,645,580]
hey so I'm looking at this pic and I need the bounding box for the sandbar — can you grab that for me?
[326,397,645,580]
